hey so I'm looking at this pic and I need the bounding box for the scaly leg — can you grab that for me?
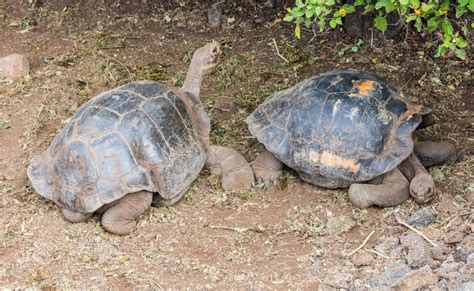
[251,149,284,185]
[399,152,435,204]
[61,208,92,223]
[205,145,254,191]
[414,140,456,168]
[101,190,152,235]
[348,167,410,208]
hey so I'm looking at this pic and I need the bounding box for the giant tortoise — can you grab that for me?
[28,42,254,235]
[246,70,454,208]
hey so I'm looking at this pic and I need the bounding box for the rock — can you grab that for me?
[445,230,465,244]
[400,232,431,268]
[453,282,474,291]
[0,54,29,79]
[326,215,356,235]
[437,195,458,214]
[207,4,225,32]
[392,265,437,290]
[351,253,374,266]
[406,207,435,227]
[454,236,474,262]
[431,246,447,261]
[370,263,411,287]
[435,255,463,280]
[375,237,400,253]
[213,97,238,121]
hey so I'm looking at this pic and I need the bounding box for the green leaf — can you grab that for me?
[329,18,338,28]
[310,0,318,4]
[304,18,312,28]
[455,48,466,59]
[295,25,301,39]
[456,6,466,18]
[427,17,438,32]
[400,0,409,5]
[342,4,356,13]
[405,14,417,22]
[442,20,453,35]
[283,15,294,22]
[414,17,422,32]
[314,6,322,16]
[458,0,468,6]
[354,0,364,6]
[374,15,388,32]
[306,9,315,18]
[410,0,420,9]
[455,37,468,48]
[317,18,326,32]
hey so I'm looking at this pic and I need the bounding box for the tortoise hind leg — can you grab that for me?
[205,145,254,191]
[251,149,284,185]
[414,140,456,168]
[101,190,152,235]
[348,167,410,208]
[61,208,92,223]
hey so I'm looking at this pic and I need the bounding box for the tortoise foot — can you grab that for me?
[61,208,92,223]
[251,149,283,186]
[348,168,409,208]
[102,191,152,236]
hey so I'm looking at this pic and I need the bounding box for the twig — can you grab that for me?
[345,230,375,256]
[364,248,390,259]
[272,38,289,63]
[395,215,438,247]
[207,225,251,233]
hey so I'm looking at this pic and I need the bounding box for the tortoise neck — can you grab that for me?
[182,57,204,98]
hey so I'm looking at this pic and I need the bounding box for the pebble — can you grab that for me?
[437,196,458,214]
[351,253,374,266]
[326,215,356,235]
[454,236,474,262]
[400,232,431,268]
[393,265,437,290]
[370,263,411,287]
[431,246,447,261]
[406,207,435,227]
[0,54,29,79]
[445,230,465,244]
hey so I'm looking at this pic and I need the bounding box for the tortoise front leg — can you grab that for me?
[348,167,410,208]
[399,152,435,204]
[251,149,284,185]
[101,190,152,235]
[61,208,92,223]
[414,140,456,168]
[205,145,254,191]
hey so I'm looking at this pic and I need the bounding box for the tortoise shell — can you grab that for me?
[27,81,209,213]
[247,70,425,188]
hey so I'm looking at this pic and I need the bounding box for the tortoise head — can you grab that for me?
[192,41,221,72]
[27,154,54,201]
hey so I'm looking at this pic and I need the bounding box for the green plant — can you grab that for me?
[284,0,473,59]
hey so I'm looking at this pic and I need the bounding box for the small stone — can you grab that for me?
[375,236,400,253]
[454,236,474,262]
[370,263,411,287]
[351,253,374,266]
[406,207,435,227]
[393,265,437,290]
[400,232,432,268]
[445,230,464,244]
[213,97,238,121]
[326,215,356,235]
[431,246,447,261]
[0,54,29,79]
[435,255,463,280]
[207,4,224,32]
[437,195,457,214]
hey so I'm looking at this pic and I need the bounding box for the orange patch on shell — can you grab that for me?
[355,80,374,96]
[308,150,360,173]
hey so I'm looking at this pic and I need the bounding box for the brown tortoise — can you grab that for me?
[27,43,254,235]
[247,70,455,208]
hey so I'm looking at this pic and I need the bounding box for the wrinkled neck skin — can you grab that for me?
[182,58,205,98]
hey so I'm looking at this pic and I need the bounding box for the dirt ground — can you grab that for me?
[0,0,472,289]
